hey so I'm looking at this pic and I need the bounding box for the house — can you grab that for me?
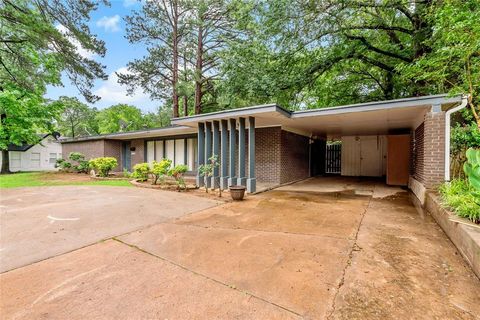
[0,133,62,172]
[61,94,468,203]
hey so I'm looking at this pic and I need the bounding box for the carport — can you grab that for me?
[172,94,466,200]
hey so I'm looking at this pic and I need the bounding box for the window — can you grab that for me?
[31,152,40,167]
[175,139,185,166]
[10,152,21,168]
[146,141,155,163]
[49,153,57,164]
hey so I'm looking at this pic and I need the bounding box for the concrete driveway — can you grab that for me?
[0,186,218,272]
[1,178,479,319]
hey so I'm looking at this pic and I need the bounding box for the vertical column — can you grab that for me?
[237,117,246,186]
[205,122,212,188]
[422,106,446,189]
[211,121,220,189]
[220,120,229,190]
[228,119,237,187]
[247,117,256,192]
[196,123,205,187]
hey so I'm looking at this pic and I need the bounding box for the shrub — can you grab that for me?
[122,168,132,178]
[439,179,480,224]
[68,152,89,173]
[89,157,118,177]
[464,148,480,191]
[132,162,150,181]
[198,155,219,193]
[168,164,188,190]
[55,158,72,170]
[151,159,172,185]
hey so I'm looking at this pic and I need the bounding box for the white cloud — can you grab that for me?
[55,25,96,59]
[94,67,148,104]
[96,15,121,32]
[123,0,138,7]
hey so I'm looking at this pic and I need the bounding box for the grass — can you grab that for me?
[439,179,480,224]
[0,172,132,188]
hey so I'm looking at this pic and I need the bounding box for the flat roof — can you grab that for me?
[62,94,465,143]
[60,125,195,143]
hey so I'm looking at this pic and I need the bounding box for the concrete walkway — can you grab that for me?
[1,179,479,319]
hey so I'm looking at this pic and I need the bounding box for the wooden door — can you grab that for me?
[387,135,411,186]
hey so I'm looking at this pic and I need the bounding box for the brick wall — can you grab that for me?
[412,112,446,189]
[130,139,145,166]
[104,140,123,171]
[280,130,310,184]
[61,140,105,160]
[255,127,281,184]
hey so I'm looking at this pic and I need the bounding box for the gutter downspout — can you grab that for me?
[444,95,469,181]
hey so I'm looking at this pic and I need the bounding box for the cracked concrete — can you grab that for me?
[1,177,479,319]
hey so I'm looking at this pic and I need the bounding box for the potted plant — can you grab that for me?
[229,185,246,200]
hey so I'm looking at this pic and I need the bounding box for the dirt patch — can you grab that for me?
[37,172,92,182]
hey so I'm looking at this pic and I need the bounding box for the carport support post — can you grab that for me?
[247,117,256,193]
[211,121,220,189]
[220,120,229,190]
[205,121,212,188]
[237,117,246,186]
[196,123,205,187]
[228,119,237,187]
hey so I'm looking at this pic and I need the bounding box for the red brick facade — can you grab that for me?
[280,130,310,183]
[412,111,445,189]
[255,127,282,183]
[62,139,123,172]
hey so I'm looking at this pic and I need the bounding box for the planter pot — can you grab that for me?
[229,185,246,201]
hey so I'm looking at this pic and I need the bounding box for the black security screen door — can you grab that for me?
[326,143,341,174]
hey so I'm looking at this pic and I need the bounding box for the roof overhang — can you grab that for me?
[171,94,465,137]
[60,125,195,143]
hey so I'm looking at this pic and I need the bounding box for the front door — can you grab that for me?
[122,142,131,171]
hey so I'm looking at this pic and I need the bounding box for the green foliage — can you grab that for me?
[96,104,145,134]
[122,169,132,178]
[55,158,72,170]
[440,179,480,224]
[68,152,89,173]
[0,172,131,189]
[89,157,118,177]
[0,0,106,102]
[51,96,99,138]
[198,155,219,193]
[132,162,150,181]
[151,159,172,185]
[168,164,188,190]
[464,148,480,191]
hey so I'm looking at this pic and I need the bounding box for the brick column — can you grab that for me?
[422,111,446,189]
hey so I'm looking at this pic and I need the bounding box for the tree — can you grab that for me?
[400,0,480,130]
[0,85,63,173]
[120,0,191,118]
[96,104,145,134]
[52,96,99,138]
[191,0,236,114]
[0,0,106,173]
[219,0,439,109]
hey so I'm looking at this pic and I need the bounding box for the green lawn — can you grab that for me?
[0,172,132,188]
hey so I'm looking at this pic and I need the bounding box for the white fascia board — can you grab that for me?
[171,104,291,125]
[291,94,463,118]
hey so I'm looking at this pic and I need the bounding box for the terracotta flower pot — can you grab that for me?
[229,185,246,201]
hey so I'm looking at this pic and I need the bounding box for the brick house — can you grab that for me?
[61,94,467,202]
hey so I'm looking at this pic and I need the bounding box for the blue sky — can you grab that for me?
[46,0,160,113]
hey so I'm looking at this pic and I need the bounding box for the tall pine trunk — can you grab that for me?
[172,0,180,118]
[194,23,203,115]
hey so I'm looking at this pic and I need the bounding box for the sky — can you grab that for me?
[45,0,159,113]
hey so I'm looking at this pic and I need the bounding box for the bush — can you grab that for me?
[168,164,188,190]
[55,158,72,170]
[89,157,118,177]
[439,179,480,224]
[64,152,90,173]
[151,159,172,185]
[132,162,150,181]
